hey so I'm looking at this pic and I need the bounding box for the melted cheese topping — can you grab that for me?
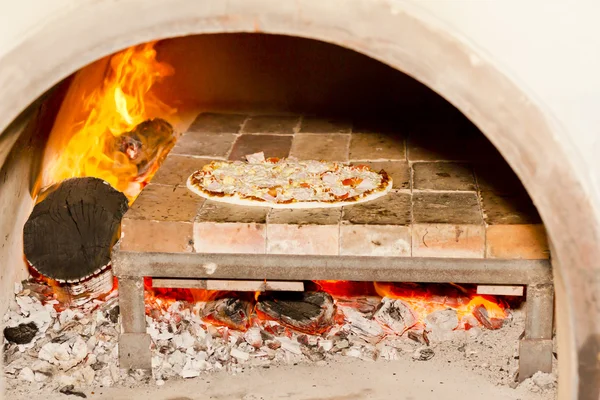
[188,156,391,205]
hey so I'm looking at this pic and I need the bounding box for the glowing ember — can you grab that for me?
[141,280,511,336]
[373,282,508,322]
[313,280,376,297]
[143,278,223,312]
[40,41,176,202]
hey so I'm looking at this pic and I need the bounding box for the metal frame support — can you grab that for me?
[113,248,554,374]
[117,276,152,369]
[112,251,552,285]
[519,283,555,381]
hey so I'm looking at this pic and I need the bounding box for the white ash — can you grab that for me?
[4,286,554,397]
[3,285,125,394]
[424,309,461,342]
[373,298,418,334]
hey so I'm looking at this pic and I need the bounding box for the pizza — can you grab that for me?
[186,152,392,208]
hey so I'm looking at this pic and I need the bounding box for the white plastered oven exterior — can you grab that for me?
[0,1,599,398]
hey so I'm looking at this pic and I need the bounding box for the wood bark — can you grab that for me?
[23,177,128,282]
[256,291,336,334]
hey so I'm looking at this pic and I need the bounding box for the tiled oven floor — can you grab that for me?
[120,112,548,260]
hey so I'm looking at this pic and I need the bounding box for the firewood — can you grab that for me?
[104,118,176,180]
[202,297,253,331]
[472,304,505,330]
[373,297,418,334]
[256,291,336,335]
[23,177,128,282]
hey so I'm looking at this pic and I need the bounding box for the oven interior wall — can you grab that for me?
[153,33,449,118]
[0,116,38,317]
[0,84,69,317]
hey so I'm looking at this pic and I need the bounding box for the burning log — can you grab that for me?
[104,118,176,182]
[23,177,128,283]
[335,296,381,317]
[257,292,336,335]
[473,304,505,330]
[373,298,418,334]
[202,298,253,331]
[340,306,385,343]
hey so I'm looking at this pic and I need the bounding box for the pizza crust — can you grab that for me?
[186,155,393,209]
[186,176,393,208]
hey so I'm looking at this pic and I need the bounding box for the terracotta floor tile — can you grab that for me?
[299,117,352,133]
[413,192,482,225]
[151,155,214,186]
[242,115,300,134]
[267,225,339,255]
[355,161,410,190]
[349,133,405,161]
[340,224,411,256]
[188,112,247,133]
[125,184,203,222]
[342,192,411,225]
[412,223,485,258]
[196,200,269,224]
[268,208,341,225]
[267,208,340,256]
[407,138,467,162]
[413,162,476,191]
[486,224,549,259]
[480,191,541,225]
[290,134,350,162]
[194,222,266,254]
[228,134,293,161]
[121,220,193,253]
[194,200,268,254]
[172,132,237,158]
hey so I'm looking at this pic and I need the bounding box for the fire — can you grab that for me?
[41,41,177,202]
[314,281,508,325]
[144,278,224,309]
[373,282,507,322]
[140,280,510,334]
[314,280,376,297]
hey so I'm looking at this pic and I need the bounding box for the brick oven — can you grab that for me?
[1,2,599,400]
[113,107,553,380]
[2,32,555,398]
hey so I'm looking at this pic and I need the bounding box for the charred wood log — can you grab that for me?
[3,322,38,344]
[202,297,253,331]
[104,118,176,180]
[473,304,505,330]
[256,291,336,335]
[23,177,128,282]
[373,297,418,334]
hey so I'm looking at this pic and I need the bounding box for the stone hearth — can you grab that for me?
[120,112,548,260]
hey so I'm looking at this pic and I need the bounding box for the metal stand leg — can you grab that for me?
[118,276,152,369]
[519,283,554,381]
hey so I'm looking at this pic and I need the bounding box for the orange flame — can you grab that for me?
[135,280,511,334]
[41,41,176,201]
[314,280,376,297]
[374,282,507,322]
